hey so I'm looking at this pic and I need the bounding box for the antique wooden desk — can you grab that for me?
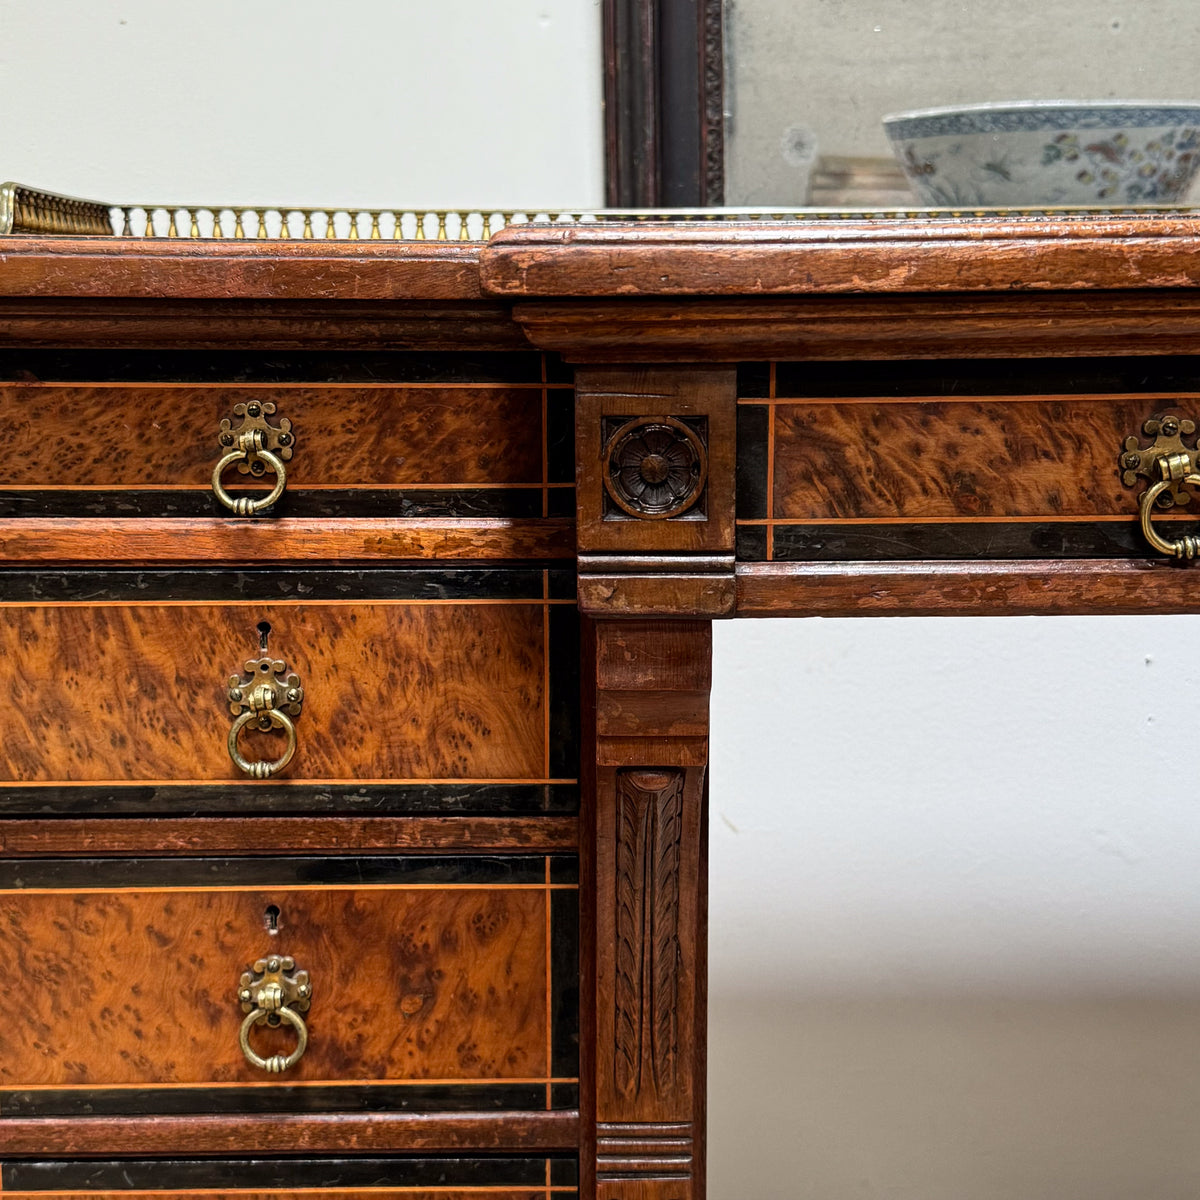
[1,193,1199,1198]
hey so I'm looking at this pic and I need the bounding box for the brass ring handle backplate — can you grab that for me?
[238,955,311,1074]
[212,401,294,516]
[1119,414,1200,560]
[227,650,304,779]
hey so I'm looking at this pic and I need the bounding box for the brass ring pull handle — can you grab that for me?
[212,441,287,516]
[1140,470,1200,559]
[212,401,295,516]
[227,706,297,779]
[227,651,304,779]
[238,956,312,1074]
[1119,415,1200,560]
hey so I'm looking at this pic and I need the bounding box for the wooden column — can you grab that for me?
[587,618,710,1200]
[575,366,734,1200]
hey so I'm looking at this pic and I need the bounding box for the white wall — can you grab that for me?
[3,3,1198,1197]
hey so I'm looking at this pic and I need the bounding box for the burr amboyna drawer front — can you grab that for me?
[734,357,1200,563]
[0,349,574,520]
[0,567,578,811]
[0,853,579,1117]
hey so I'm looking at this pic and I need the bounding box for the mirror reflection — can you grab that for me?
[723,0,1200,209]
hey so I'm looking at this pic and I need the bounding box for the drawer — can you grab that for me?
[0,853,578,1116]
[0,1156,579,1199]
[0,568,577,813]
[0,350,574,519]
[735,356,1200,561]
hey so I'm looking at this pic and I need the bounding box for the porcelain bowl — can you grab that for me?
[882,101,1200,206]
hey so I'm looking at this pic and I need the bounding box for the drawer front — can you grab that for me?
[735,357,1200,561]
[0,1156,579,1199]
[0,854,578,1115]
[0,568,577,810]
[0,350,574,519]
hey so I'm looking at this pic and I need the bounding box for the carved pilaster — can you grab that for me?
[587,619,710,1200]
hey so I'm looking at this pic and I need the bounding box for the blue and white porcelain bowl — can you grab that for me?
[883,101,1200,206]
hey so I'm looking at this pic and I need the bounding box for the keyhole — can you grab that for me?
[257,620,271,652]
[264,904,280,935]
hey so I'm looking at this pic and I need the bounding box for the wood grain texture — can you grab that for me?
[482,217,1200,297]
[736,558,1200,616]
[0,299,531,350]
[587,620,710,1200]
[0,816,578,856]
[578,574,735,618]
[0,385,543,488]
[0,1111,579,1154]
[510,293,1200,362]
[0,602,545,781]
[575,368,736,560]
[770,397,1187,520]
[0,237,483,300]
[0,885,547,1086]
[0,517,574,563]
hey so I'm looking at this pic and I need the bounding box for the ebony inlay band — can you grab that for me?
[0,1083,579,1119]
[0,488,571,520]
[2,1155,575,1190]
[0,782,580,817]
[0,853,579,889]
[0,567,577,603]
[0,348,573,384]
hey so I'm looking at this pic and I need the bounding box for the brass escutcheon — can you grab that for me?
[237,955,312,1074]
[227,650,304,779]
[212,401,294,516]
[1119,414,1200,560]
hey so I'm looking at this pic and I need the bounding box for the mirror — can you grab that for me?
[722,0,1200,209]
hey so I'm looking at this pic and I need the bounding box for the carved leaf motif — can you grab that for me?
[650,776,683,1092]
[613,768,685,1101]
[614,780,648,1098]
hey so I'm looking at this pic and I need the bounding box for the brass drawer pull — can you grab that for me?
[1120,415,1200,559]
[227,649,304,779]
[238,955,311,1074]
[212,401,294,516]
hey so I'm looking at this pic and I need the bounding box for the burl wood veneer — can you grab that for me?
[0,884,550,1088]
[5,214,1200,1196]
[0,600,548,782]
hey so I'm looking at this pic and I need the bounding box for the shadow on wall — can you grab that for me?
[708,992,1200,1200]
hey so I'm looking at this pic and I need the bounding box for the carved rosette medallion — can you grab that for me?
[614,768,684,1100]
[602,416,708,520]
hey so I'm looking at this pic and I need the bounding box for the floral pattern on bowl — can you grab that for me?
[883,102,1200,206]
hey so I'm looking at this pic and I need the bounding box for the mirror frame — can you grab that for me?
[602,0,726,206]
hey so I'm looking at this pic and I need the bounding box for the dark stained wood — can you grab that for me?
[0,517,574,562]
[587,620,710,1200]
[0,885,548,1086]
[510,293,1200,362]
[482,217,1200,298]
[0,1110,579,1154]
[736,558,1200,616]
[0,384,544,488]
[0,298,531,350]
[0,237,484,300]
[769,396,1190,520]
[603,0,724,208]
[0,816,577,856]
[574,367,736,558]
[0,602,547,782]
[0,1191,546,1199]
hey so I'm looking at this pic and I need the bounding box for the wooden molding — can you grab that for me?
[481,216,1200,298]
